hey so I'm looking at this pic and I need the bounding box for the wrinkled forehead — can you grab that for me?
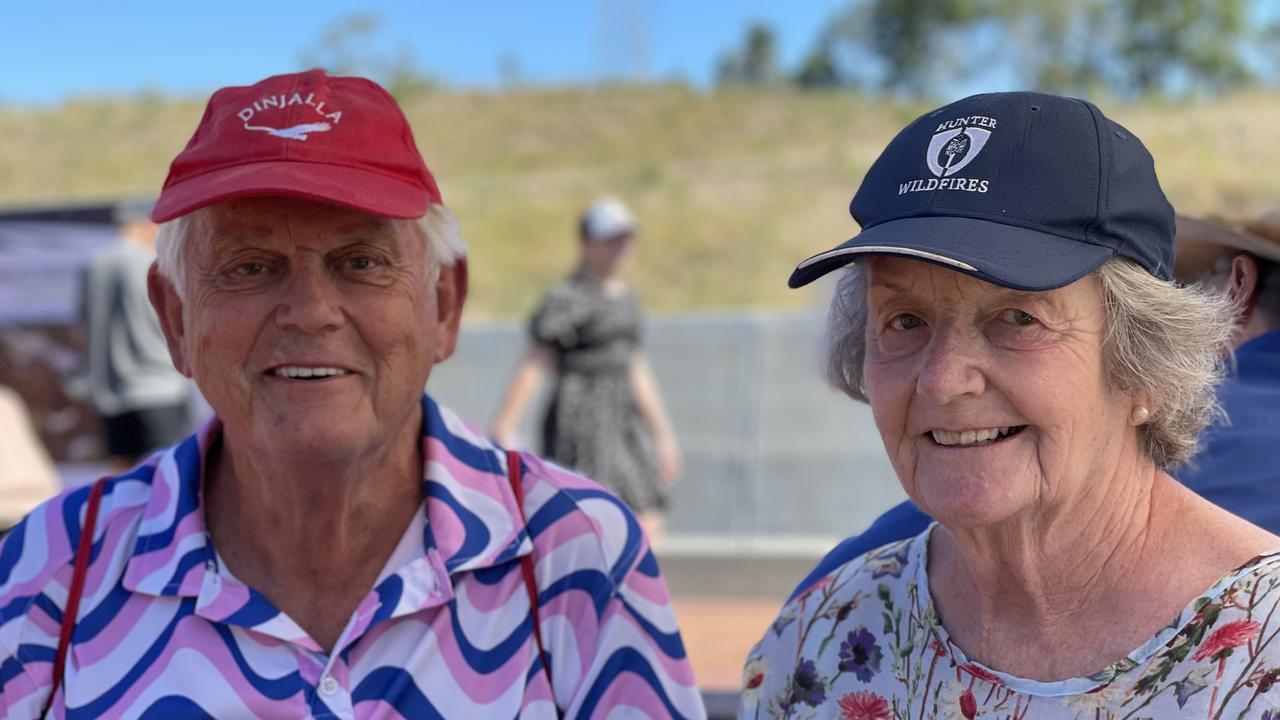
[864,255,1098,308]
[191,196,411,252]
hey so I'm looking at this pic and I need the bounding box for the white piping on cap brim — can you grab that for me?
[796,245,979,272]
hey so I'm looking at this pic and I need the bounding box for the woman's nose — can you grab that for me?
[914,324,987,405]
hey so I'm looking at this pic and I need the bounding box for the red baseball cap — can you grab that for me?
[152,69,441,223]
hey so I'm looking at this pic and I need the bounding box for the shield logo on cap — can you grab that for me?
[926,127,992,177]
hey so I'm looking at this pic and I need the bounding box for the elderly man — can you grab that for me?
[1170,211,1280,530]
[0,70,702,719]
[788,207,1280,599]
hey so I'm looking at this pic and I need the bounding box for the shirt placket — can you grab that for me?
[304,548,454,719]
[305,652,354,720]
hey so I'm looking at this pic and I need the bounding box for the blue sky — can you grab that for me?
[0,1,849,105]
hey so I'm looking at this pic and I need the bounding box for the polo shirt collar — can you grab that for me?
[122,394,534,601]
[419,394,534,575]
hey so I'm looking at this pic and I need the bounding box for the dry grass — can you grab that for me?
[2,86,1279,318]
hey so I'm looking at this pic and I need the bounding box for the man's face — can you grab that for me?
[151,196,465,461]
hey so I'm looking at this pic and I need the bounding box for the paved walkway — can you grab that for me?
[659,554,817,692]
[671,596,779,690]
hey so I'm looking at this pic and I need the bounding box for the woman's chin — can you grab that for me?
[911,474,1033,529]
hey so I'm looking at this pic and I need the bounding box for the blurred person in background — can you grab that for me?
[491,198,681,541]
[79,200,192,468]
[1169,211,1280,529]
[0,386,59,533]
[0,71,702,719]
[789,209,1280,600]
[744,92,1280,716]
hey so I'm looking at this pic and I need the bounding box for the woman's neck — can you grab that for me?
[927,452,1195,680]
[577,264,625,293]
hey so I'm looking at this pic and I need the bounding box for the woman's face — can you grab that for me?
[581,233,634,279]
[861,257,1137,529]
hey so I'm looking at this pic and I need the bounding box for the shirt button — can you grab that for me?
[319,675,339,696]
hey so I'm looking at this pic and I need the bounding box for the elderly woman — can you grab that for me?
[743,92,1280,718]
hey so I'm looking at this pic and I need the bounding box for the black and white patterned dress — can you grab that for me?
[530,272,665,513]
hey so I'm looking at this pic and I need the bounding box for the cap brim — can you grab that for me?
[151,160,433,223]
[788,216,1115,291]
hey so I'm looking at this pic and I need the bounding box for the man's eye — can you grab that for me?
[346,256,376,270]
[237,262,266,276]
[1002,309,1037,326]
[889,313,924,331]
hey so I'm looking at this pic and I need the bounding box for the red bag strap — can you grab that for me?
[43,476,107,718]
[506,450,556,708]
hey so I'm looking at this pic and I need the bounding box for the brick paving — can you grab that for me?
[659,554,817,693]
[671,597,780,690]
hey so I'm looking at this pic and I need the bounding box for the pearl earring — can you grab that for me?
[1132,406,1150,423]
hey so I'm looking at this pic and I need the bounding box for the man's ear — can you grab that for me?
[1226,254,1260,312]
[433,259,468,363]
[147,263,192,377]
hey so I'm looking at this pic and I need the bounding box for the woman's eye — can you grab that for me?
[1002,309,1037,326]
[889,313,924,331]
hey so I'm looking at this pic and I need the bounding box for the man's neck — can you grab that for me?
[202,422,425,652]
[1231,311,1276,350]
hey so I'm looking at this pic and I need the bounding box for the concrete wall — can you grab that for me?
[428,309,906,552]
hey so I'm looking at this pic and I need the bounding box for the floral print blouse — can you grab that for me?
[742,525,1280,719]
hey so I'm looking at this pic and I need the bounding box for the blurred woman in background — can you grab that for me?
[492,198,681,540]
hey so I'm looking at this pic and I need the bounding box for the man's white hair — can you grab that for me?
[154,202,468,300]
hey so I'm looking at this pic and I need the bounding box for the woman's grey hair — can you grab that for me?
[154,202,468,300]
[826,257,1236,468]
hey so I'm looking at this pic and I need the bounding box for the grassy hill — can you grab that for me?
[3,85,1279,318]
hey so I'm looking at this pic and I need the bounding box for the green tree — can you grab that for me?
[716,22,781,86]
[794,0,1259,99]
[1114,0,1251,96]
[793,38,845,89]
[797,0,987,96]
[993,0,1110,96]
[864,0,985,94]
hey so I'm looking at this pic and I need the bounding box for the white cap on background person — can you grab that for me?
[580,198,635,241]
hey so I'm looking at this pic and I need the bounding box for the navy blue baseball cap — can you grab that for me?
[789,91,1175,291]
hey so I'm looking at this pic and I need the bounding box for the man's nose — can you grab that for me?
[274,262,344,334]
[915,323,987,405]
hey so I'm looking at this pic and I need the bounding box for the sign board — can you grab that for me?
[0,221,117,325]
